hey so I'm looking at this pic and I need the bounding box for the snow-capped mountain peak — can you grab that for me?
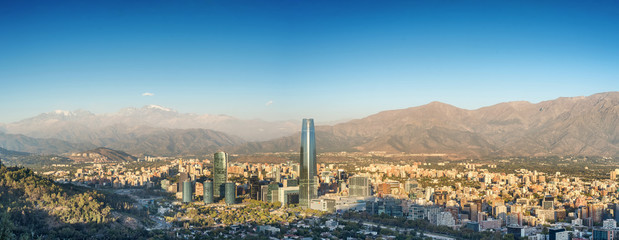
[145,105,173,112]
[53,110,73,116]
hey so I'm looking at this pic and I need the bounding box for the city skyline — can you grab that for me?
[1,1,618,123]
[2,1,619,238]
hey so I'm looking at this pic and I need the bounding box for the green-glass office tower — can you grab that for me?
[299,118,317,208]
[203,180,214,204]
[182,180,192,203]
[225,182,236,205]
[213,152,228,198]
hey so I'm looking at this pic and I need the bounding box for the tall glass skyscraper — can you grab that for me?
[299,118,317,208]
[213,151,228,198]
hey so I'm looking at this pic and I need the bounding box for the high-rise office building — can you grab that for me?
[178,172,189,192]
[299,118,317,208]
[182,180,192,203]
[213,152,228,198]
[225,182,236,205]
[349,176,371,197]
[470,202,479,222]
[203,180,214,204]
[405,179,419,193]
[542,195,554,210]
[260,185,269,201]
[249,175,260,200]
[272,166,281,183]
[266,182,280,202]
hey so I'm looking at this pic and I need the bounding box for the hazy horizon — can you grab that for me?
[1,92,616,125]
[1,1,618,123]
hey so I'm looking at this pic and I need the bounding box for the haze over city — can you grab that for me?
[1,0,618,123]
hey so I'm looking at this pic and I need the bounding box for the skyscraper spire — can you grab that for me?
[299,118,317,208]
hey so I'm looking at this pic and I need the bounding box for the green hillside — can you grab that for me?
[0,164,154,239]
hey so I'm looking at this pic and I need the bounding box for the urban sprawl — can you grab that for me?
[36,119,619,240]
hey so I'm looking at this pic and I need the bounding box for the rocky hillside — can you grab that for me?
[0,146,29,157]
[0,127,244,156]
[69,147,137,163]
[0,166,150,239]
[1,92,617,157]
[0,132,96,154]
[236,92,619,157]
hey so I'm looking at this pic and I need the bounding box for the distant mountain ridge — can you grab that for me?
[0,127,244,156]
[1,92,617,157]
[0,146,30,157]
[0,105,275,156]
[0,132,96,154]
[99,127,245,156]
[234,92,619,157]
[3,105,297,142]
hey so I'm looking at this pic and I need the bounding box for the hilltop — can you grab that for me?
[0,165,151,239]
[69,147,137,163]
[235,92,619,157]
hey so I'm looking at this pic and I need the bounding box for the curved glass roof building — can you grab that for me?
[299,118,317,208]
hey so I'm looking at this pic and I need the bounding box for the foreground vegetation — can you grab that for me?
[0,165,158,239]
[169,199,327,228]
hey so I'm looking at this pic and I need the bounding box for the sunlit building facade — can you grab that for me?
[349,176,371,197]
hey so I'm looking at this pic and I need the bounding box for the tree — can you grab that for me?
[0,211,16,240]
[503,233,515,240]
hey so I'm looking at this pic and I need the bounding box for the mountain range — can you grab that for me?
[233,92,619,157]
[0,132,96,154]
[0,128,243,156]
[1,105,297,142]
[0,146,30,158]
[0,92,617,157]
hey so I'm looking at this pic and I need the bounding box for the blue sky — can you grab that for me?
[1,0,618,123]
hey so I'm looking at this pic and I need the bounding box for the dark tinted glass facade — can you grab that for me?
[225,182,236,205]
[203,180,214,204]
[299,118,317,208]
[213,152,228,198]
[182,180,192,203]
[249,176,260,200]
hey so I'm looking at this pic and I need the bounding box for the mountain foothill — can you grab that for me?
[0,92,617,160]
